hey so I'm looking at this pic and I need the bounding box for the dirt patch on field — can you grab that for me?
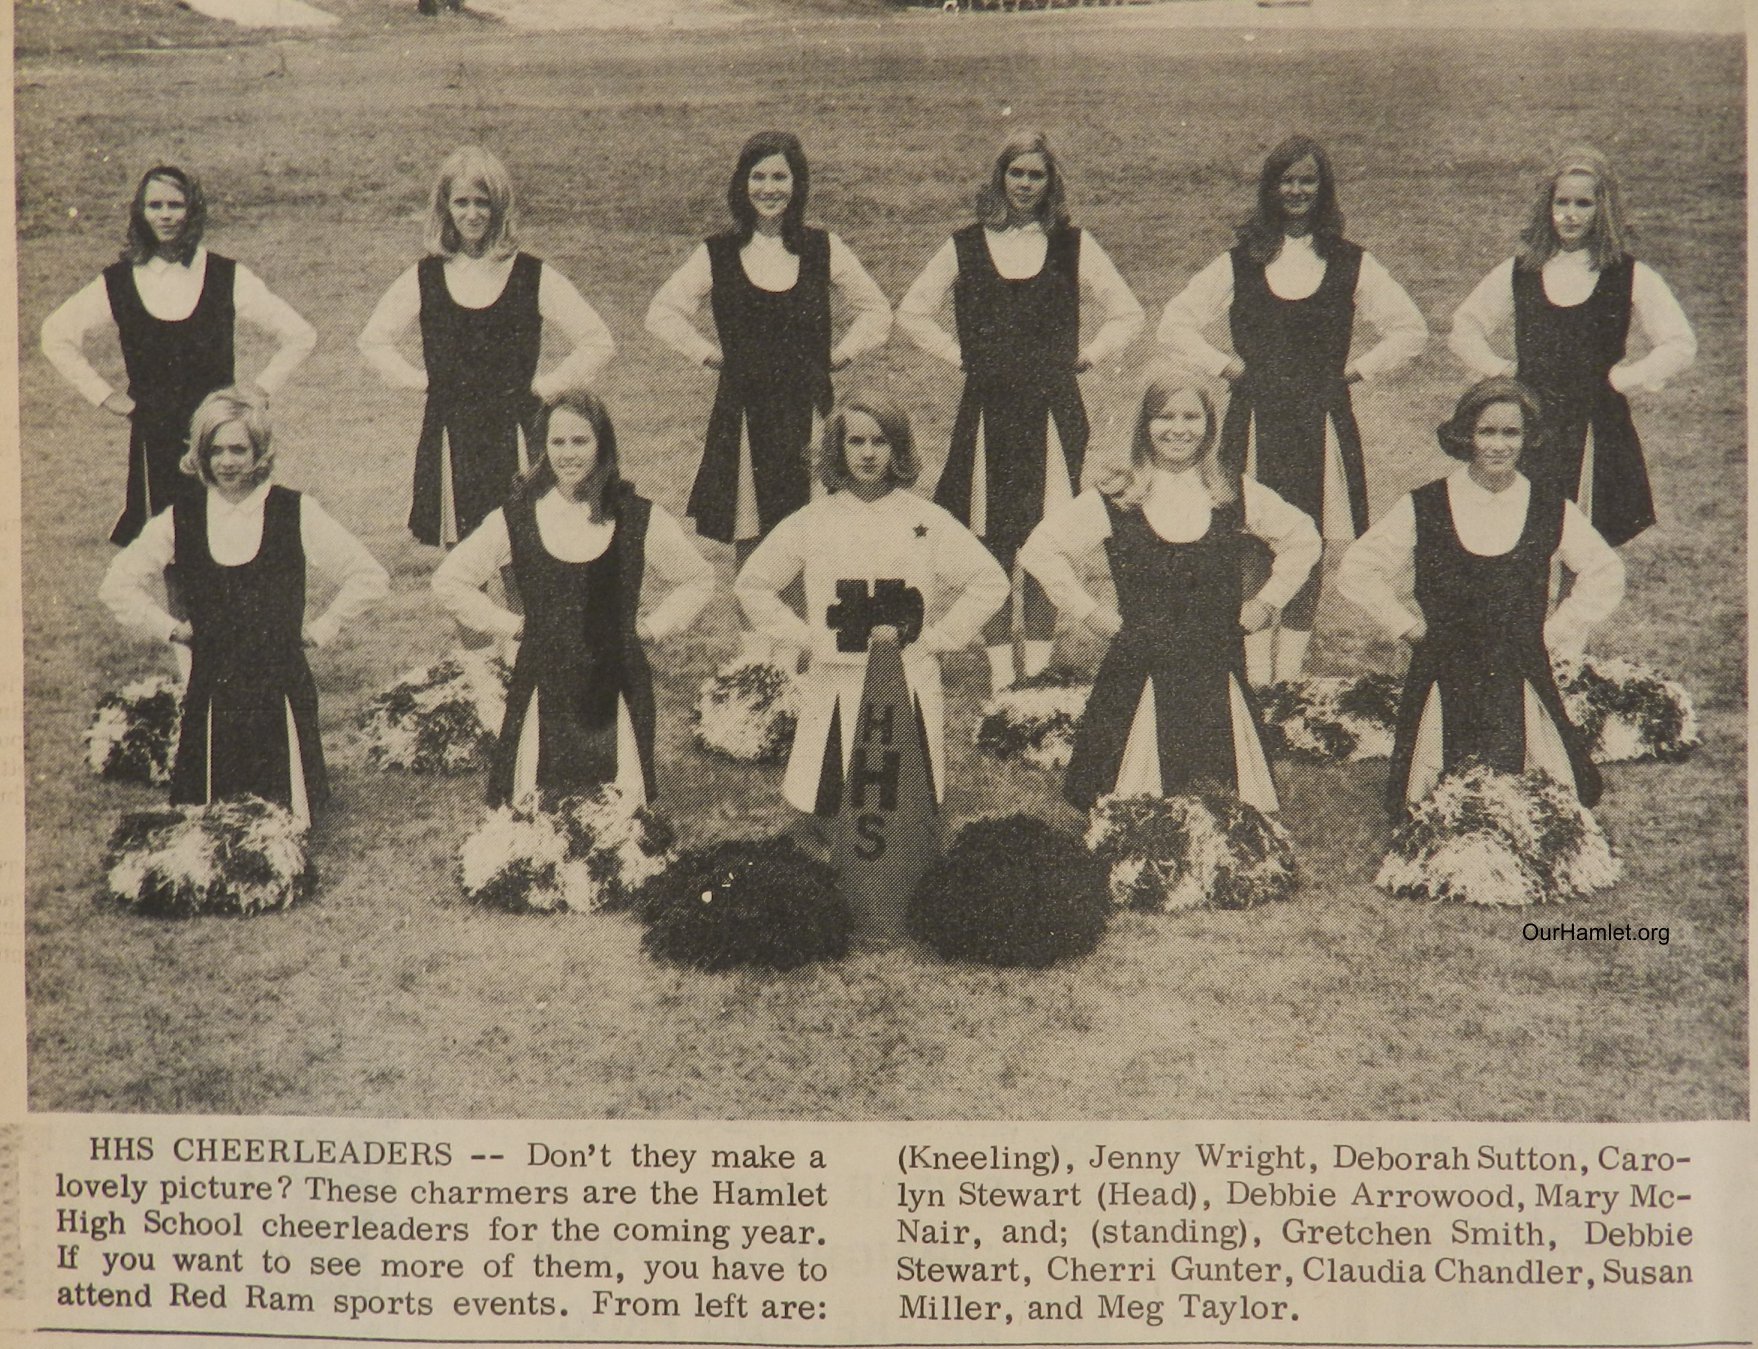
[460,0,747,29]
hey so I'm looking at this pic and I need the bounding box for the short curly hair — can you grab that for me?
[1436,376,1545,462]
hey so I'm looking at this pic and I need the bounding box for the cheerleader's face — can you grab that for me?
[842,411,895,498]
[448,180,494,254]
[1470,401,1525,488]
[546,407,600,498]
[1551,172,1599,250]
[142,177,190,247]
[206,422,260,501]
[747,154,794,224]
[1146,389,1210,471]
[1277,156,1321,226]
[1004,153,1050,219]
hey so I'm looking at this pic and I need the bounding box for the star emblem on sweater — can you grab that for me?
[914,524,929,538]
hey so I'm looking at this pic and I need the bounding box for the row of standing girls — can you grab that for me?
[57,131,1693,830]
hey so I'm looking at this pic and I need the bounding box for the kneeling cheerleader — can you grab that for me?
[98,387,388,824]
[433,390,714,806]
[734,394,1008,817]
[1019,378,1320,812]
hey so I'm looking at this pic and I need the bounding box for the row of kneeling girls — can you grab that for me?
[95,371,1622,844]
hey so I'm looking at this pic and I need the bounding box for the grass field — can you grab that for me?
[16,3,1747,1120]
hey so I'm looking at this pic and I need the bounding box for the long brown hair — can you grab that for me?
[122,165,207,266]
[726,130,811,253]
[975,127,1071,231]
[511,390,622,522]
[1515,146,1634,272]
[1234,135,1346,266]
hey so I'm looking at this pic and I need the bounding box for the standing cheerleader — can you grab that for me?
[42,165,317,546]
[897,128,1144,690]
[432,391,714,806]
[1338,378,1624,815]
[1157,134,1426,683]
[1020,380,1319,812]
[98,388,388,824]
[360,146,615,548]
[1448,147,1696,547]
[646,129,892,659]
[734,395,1008,817]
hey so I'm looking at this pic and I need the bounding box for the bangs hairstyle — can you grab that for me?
[1436,376,1546,462]
[1236,134,1345,265]
[1515,146,1634,272]
[425,146,519,261]
[514,389,622,521]
[975,128,1071,231]
[819,394,920,493]
[727,131,810,253]
[1099,378,1236,508]
[123,165,207,266]
[181,386,274,487]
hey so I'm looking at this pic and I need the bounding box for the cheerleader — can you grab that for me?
[98,388,388,824]
[897,128,1143,690]
[1020,379,1319,812]
[432,391,714,807]
[359,146,615,548]
[734,394,1008,816]
[646,129,892,659]
[42,165,316,546]
[1338,378,1625,816]
[1157,134,1426,684]
[1448,147,1696,547]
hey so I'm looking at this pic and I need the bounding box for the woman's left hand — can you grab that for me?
[1344,364,1364,385]
[1239,599,1274,633]
[302,626,319,649]
[1072,355,1093,374]
[829,354,852,373]
[636,618,656,644]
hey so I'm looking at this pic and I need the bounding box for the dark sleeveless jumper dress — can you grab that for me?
[168,486,326,815]
[489,485,658,806]
[1384,478,1600,816]
[103,253,237,546]
[687,228,833,545]
[410,252,544,546]
[1513,256,1652,546]
[1065,495,1269,810]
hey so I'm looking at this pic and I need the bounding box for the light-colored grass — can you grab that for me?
[17,9,1746,1120]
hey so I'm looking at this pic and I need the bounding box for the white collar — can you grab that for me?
[143,245,206,274]
[208,480,271,516]
[1547,247,1596,272]
[1450,465,1529,502]
[989,219,1046,236]
[831,486,905,512]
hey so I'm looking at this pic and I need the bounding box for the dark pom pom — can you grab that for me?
[908,815,1109,967]
[640,837,849,972]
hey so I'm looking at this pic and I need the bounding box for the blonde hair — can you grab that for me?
[819,394,921,493]
[181,386,275,487]
[1100,379,1236,509]
[1515,146,1634,272]
[424,146,519,260]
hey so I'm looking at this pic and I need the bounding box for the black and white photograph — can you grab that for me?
[11,0,1746,1131]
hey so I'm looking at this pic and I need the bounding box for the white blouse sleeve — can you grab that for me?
[924,513,1009,652]
[639,506,715,641]
[232,263,317,396]
[40,275,120,407]
[1241,480,1323,611]
[1018,489,1113,627]
[644,244,719,368]
[894,238,963,368]
[431,510,522,639]
[357,265,429,392]
[1447,258,1520,381]
[1350,251,1429,381]
[1610,262,1697,395]
[733,513,816,652]
[530,264,616,400]
[1076,232,1144,368]
[1337,493,1422,640]
[299,498,390,648]
[828,233,893,365]
[1544,502,1625,657]
[1155,251,1236,379]
[98,509,180,643]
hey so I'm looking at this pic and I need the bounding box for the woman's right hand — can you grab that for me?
[169,620,194,645]
[1087,606,1123,639]
[1220,357,1247,384]
[1403,616,1428,645]
[703,349,724,371]
[101,392,135,418]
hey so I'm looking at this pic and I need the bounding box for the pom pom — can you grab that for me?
[458,786,675,914]
[974,670,1092,771]
[640,837,848,971]
[1257,673,1398,762]
[102,796,313,916]
[909,815,1109,967]
[1556,656,1702,764]
[85,675,181,785]
[1376,762,1621,907]
[692,660,801,764]
[1085,791,1297,912]
[357,650,509,774]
